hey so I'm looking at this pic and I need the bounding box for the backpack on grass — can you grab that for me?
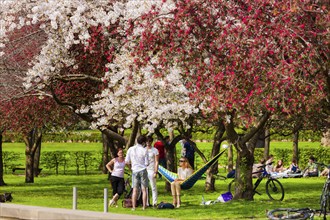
[157,202,175,209]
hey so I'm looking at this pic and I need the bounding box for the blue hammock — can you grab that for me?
[158,149,226,190]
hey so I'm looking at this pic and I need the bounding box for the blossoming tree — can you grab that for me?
[0,0,202,177]
[129,0,329,199]
[1,0,328,196]
[0,20,77,183]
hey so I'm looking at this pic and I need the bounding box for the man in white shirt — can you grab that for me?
[125,135,149,210]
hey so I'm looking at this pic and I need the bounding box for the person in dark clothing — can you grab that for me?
[181,139,195,170]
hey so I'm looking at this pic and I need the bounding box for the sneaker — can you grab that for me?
[131,208,135,211]
[108,199,114,207]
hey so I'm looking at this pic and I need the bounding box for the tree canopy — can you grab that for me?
[1,0,329,198]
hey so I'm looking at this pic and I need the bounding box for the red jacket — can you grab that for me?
[154,141,165,159]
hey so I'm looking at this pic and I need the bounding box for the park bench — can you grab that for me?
[12,168,42,175]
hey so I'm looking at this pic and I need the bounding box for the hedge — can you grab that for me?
[4,147,329,175]
[3,151,102,175]
[2,129,323,143]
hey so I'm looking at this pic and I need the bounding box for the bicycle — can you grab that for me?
[267,162,329,220]
[121,172,144,208]
[317,162,330,220]
[228,162,285,201]
[123,172,132,197]
[267,207,316,220]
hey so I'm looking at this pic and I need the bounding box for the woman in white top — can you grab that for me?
[146,136,159,207]
[171,157,194,208]
[106,148,125,207]
[265,155,274,174]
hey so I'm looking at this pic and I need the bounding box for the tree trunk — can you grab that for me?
[264,128,270,160]
[227,145,234,172]
[233,146,254,200]
[25,150,34,183]
[0,130,7,186]
[321,129,330,147]
[165,135,182,192]
[226,112,270,200]
[33,134,42,177]
[205,121,225,192]
[293,131,299,163]
[101,132,110,174]
[23,127,42,183]
[126,118,139,149]
[101,126,128,174]
[205,146,220,192]
[101,128,126,148]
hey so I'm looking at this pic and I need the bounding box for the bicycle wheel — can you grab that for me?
[267,208,313,220]
[320,181,330,220]
[266,178,285,201]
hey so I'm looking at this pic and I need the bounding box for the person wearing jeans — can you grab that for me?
[125,135,149,210]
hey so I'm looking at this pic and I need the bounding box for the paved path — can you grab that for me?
[0,203,171,220]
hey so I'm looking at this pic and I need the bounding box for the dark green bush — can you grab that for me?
[254,147,330,169]
[3,128,323,143]
[40,151,101,175]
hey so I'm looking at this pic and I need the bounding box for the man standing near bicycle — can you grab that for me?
[125,135,149,210]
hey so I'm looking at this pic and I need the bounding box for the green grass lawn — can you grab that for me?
[0,173,328,219]
[1,141,327,219]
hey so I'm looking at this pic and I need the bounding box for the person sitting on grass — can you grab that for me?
[171,157,193,208]
[252,159,266,178]
[303,156,318,177]
[320,167,329,177]
[274,159,285,173]
[265,155,275,174]
[287,159,301,174]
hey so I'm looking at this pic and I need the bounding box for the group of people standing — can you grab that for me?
[106,135,195,210]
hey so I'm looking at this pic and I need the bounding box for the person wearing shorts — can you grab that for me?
[125,135,149,210]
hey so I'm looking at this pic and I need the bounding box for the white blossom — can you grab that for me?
[2,0,200,132]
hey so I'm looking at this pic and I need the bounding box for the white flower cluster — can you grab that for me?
[2,0,200,131]
[90,50,199,133]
